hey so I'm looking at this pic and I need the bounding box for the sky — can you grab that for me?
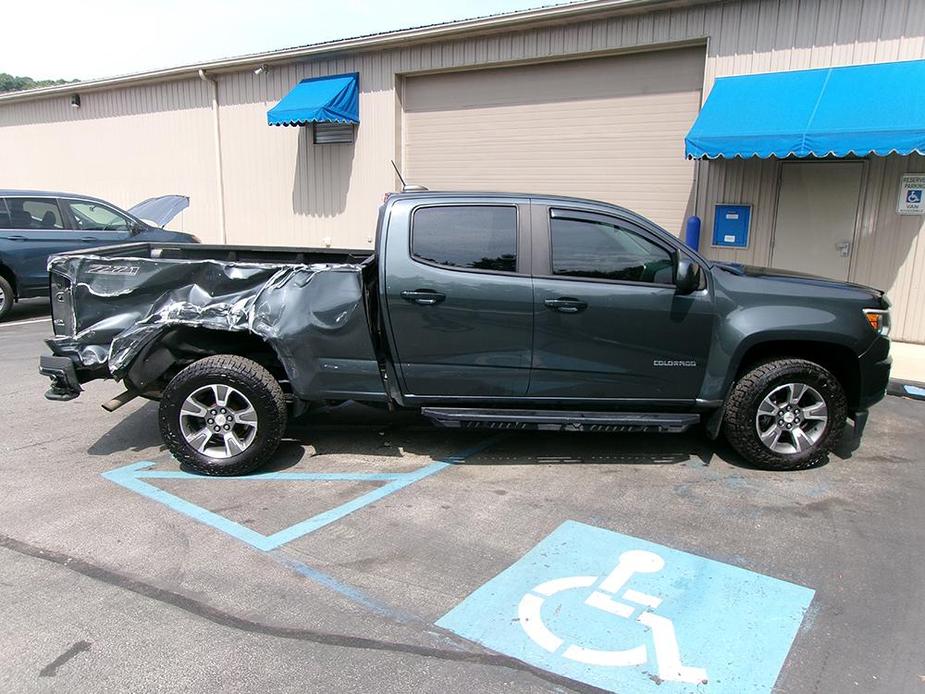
[2,0,573,81]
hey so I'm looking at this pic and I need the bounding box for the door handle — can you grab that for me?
[4,235,26,241]
[81,236,99,242]
[400,289,446,305]
[544,297,588,314]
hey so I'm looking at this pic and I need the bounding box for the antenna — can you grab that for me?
[390,159,428,193]
[391,160,408,190]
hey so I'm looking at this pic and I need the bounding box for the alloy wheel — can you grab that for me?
[178,384,259,459]
[754,382,828,454]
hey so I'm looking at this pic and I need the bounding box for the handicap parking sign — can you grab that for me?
[437,521,814,693]
[907,189,922,204]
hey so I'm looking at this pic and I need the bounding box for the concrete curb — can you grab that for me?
[888,379,925,400]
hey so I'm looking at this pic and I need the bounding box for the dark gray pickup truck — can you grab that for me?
[39,191,891,474]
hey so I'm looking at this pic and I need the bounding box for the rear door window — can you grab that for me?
[411,205,517,273]
[2,197,66,230]
[0,199,10,229]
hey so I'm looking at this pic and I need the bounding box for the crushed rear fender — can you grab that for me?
[47,254,382,399]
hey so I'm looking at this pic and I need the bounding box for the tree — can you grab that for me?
[0,73,77,94]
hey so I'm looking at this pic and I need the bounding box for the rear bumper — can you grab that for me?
[856,334,892,411]
[39,355,83,401]
[39,339,110,401]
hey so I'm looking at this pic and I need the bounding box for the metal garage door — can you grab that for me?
[402,46,704,234]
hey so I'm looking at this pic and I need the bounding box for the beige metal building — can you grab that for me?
[2,0,925,340]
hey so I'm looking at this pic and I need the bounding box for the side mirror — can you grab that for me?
[673,252,702,295]
[130,222,147,235]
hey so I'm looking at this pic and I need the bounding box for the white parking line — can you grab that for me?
[0,317,51,328]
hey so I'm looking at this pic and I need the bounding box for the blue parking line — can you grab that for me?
[103,465,277,549]
[133,470,408,482]
[271,552,419,624]
[259,460,452,547]
[102,436,501,552]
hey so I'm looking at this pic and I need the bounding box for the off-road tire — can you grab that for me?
[159,355,287,476]
[723,358,847,471]
[0,276,13,321]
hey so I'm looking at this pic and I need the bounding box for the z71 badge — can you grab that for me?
[86,264,140,276]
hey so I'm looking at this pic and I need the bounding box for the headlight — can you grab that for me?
[863,308,890,336]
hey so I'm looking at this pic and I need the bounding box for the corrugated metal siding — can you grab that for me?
[852,154,925,342]
[0,78,219,239]
[215,51,399,248]
[3,0,925,336]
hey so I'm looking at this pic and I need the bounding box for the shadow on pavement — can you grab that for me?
[88,399,854,473]
[87,401,164,456]
[5,298,50,322]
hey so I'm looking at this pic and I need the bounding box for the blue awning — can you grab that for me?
[267,72,359,127]
[685,60,925,159]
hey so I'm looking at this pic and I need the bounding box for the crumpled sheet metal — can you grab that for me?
[48,254,379,398]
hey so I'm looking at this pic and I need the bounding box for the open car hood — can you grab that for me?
[128,195,189,228]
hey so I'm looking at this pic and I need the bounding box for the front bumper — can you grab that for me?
[857,334,892,411]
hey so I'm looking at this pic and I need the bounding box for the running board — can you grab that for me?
[421,408,700,433]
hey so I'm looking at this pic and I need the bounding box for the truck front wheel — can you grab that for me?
[159,355,287,476]
[723,358,847,471]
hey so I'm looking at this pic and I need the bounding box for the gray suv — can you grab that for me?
[0,190,198,320]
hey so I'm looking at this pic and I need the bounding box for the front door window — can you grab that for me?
[63,200,133,232]
[549,216,674,285]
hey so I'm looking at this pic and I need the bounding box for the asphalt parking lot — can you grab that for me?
[2,305,924,693]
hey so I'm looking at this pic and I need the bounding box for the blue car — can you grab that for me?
[0,190,199,320]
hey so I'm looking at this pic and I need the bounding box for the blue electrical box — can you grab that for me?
[712,204,751,248]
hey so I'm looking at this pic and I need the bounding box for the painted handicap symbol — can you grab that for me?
[438,521,815,693]
[907,189,922,204]
[518,549,706,684]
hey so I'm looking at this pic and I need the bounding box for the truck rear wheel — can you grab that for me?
[723,358,847,471]
[0,275,13,321]
[159,355,287,476]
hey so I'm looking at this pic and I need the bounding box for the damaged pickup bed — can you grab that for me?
[43,243,381,407]
[40,191,891,475]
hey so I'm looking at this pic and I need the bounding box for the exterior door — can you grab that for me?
[529,206,713,401]
[383,201,534,397]
[772,162,863,281]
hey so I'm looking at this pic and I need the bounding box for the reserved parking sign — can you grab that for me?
[438,521,815,693]
[898,174,925,215]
